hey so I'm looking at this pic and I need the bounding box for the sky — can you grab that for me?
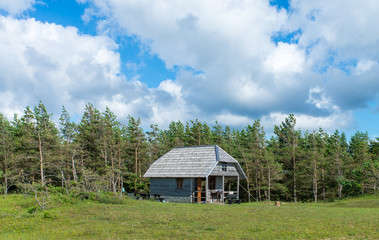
[0,0,379,139]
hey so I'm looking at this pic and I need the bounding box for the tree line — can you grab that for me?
[0,102,378,202]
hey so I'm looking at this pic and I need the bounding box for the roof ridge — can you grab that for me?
[215,145,220,161]
[174,145,216,149]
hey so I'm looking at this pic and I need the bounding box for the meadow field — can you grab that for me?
[1,194,378,239]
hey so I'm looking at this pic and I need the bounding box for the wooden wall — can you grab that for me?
[150,178,193,203]
[210,162,239,177]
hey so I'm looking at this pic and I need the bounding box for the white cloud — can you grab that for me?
[0,16,155,123]
[290,0,379,63]
[148,79,196,127]
[355,60,375,75]
[307,87,339,111]
[79,1,313,117]
[0,16,200,130]
[0,0,35,15]
[66,0,379,132]
[214,113,252,127]
[2,0,379,134]
[0,91,23,118]
[261,111,354,134]
[264,42,305,74]
[158,80,182,98]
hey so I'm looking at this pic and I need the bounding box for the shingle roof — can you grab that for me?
[143,145,246,178]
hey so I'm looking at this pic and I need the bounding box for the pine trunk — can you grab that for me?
[268,166,271,202]
[243,159,251,203]
[72,153,77,182]
[134,136,140,192]
[313,154,318,202]
[292,147,297,203]
[38,133,45,186]
[322,169,326,200]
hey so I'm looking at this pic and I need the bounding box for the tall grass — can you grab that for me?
[1,194,378,239]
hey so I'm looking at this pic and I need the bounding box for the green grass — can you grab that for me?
[1,194,378,239]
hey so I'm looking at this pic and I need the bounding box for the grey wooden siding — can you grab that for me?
[150,178,192,203]
[210,163,239,177]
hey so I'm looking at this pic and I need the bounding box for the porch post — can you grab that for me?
[222,175,225,203]
[206,176,209,203]
[190,178,193,203]
[197,178,202,203]
[237,176,240,198]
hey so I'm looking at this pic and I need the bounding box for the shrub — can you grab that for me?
[43,211,57,219]
[27,206,37,214]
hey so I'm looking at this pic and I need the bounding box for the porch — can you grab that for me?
[191,176,240,203]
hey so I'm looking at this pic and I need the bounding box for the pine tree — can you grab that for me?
[368,138,379,193]
[274,114,300,202]
[263,148,284,201]
[102,107,123,193]
[125,116,146,192]
[326,130,348,198]
[301,129,327,202]
[59,106,78,183]
[18,102,60,186]
[147,124,162,163]
[211,121,223,145]
[0,114,16,197]
[77,103,103,172]
[348,131,372,195]
[245,120,266,201]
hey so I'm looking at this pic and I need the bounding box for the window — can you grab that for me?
[176,178,183,189]
[222,164,227,172]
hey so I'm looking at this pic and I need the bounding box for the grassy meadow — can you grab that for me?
[1,194,378,239]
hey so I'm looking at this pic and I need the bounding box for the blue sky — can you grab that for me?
[0,0,378,139]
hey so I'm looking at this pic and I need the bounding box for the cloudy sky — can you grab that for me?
[0,0,378,137]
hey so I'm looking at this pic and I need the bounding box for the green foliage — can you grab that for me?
[43,211,56,219]
[26,206,37,214]
[1,103,379,203]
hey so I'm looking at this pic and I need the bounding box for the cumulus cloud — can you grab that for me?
[0,91,23,118]
[2,0,379,134]
[213,113,252,127]
[0,0,36,15]
[355,60,376,75]
[306,87,339,111]
[81,0,379,132]
[0,16,119,114]
[264,42,305,74]
[261,111,353,134]
[0,16,193,128]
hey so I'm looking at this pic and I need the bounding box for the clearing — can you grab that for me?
[1,194,378,239]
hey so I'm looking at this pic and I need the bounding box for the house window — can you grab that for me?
[176,178,183,189]
[222,164,227,172]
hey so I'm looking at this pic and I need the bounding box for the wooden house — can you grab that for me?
[143,145,246,203]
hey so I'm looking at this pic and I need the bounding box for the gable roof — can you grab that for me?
[143,145,246,179]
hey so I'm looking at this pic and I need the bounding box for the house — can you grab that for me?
[143,145,247,203]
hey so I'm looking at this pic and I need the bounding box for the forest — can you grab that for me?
[0,101,378,203]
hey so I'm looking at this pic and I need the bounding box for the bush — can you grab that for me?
[43,211,57,219]
[47,186,67,195]
[27,206,37,214]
